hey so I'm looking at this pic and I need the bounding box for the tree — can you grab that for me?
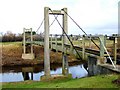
[2,31,23,42]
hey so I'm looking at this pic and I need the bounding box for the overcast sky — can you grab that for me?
[0,0,119,35]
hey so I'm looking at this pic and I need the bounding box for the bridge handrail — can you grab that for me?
[99,37,117,69]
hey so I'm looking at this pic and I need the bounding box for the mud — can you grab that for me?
[112,76,120,86]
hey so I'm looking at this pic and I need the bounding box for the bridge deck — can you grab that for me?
[25,41,120,73]
[26,41,112,56]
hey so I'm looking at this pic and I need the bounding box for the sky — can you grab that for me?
[0,0,119,35]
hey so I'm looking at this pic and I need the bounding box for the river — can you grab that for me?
[0,62,88,82]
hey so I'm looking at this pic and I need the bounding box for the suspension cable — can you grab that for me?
[49,8,82,60]
[41,15,58,34]
[62,9,100,49]
[49,15,58,27]
[35,18,45,33]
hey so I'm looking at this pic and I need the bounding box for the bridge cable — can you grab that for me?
[49,15,58,27]
[62,9,100,49]
[42,15,58,34]
[35,15,58,35]
[35,18,45,33]
[49,8,82,60]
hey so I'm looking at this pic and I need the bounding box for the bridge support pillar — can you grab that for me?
[62,8,69,75]
[62,50,69,75]
[88,55,116,76]
[88,56,98,76]
[44,7,51,78]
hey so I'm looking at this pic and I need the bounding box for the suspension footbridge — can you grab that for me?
[21,7,120,80]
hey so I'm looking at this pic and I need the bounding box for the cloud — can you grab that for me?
[0,0,119,35]
[65,0,118,35]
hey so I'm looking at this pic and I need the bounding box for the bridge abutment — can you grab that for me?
[88,55,120,76]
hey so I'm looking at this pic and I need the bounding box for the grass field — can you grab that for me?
[2,74,119,88]
[1,39,113,47]
[0,41,22,45]
[53,39,114,48]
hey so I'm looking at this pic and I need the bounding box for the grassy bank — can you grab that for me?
[1,41,78,66]
[2,74,120,88]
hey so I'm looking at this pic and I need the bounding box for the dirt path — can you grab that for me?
[1,42,79,66]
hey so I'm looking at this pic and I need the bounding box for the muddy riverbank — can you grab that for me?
[1,42,83,66]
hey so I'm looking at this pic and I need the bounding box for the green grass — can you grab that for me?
[0,39,113,47]
[5,42,21,44]
[0,42,22,45]
[72,39,113,47]
[2,74,119,88]
[52,39,113,48]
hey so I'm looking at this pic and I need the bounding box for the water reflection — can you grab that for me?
[1,64,88,82]
[2,73,23,82]
[22,67,33,80]
[69,65,88,78]
[22,72,30,80]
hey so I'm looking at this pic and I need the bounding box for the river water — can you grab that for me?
[0,63,88,82]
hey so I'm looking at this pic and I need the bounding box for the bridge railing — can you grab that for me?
[25,34,119,65]
[48,34,119,64]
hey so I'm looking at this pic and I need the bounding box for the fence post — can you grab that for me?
[114,37,117,64]
[78,35,81,47]
[118,37,120,49]
[62,34,64,52]
[74,35,76,41]
[70,34,73,54]
[50,34,53,50]
[30,28,33,54]
[55,34,58,52]
[82,35,85,60]
[99,35,106,64]
[100,35,105,57]
[104,35,107,47]
[89,34,92,49]
[23,28,26,54]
